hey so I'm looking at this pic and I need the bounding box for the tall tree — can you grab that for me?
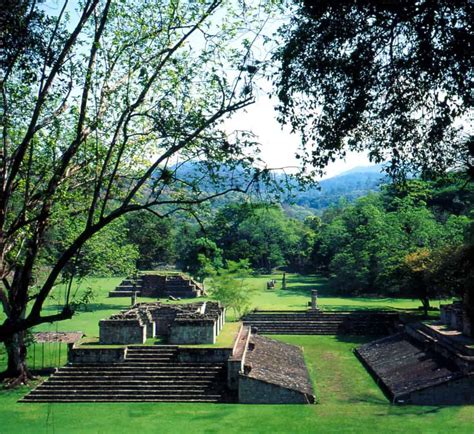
[0,0,272,383]
[274,0,473,179]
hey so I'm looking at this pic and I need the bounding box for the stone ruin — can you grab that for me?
[440,301,472,337]
[236,330,315,404]
[22,323,315,404]
[356,303,474,405]
[99,301,225,345]
[108,273,203,298]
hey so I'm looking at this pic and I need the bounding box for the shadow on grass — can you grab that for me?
[335,334,375,345]
[43,303,128,313]
[348,394,389,406]
[383,406,444,416]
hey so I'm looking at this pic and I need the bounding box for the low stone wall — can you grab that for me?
[169,320,216,344]
[408,374,474,405]
[99,319,146,345]
[68,347,126,364]
[228,325,251,391]
[176,348,232,363]
[440,302,464,331]
[239,376,314,404]
[405,323,474,373]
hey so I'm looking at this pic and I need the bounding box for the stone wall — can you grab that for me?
[239,376,314,404]
[407,374,474,405]
[99,319,146,345]
[169,320,216,344]
[440,302,464,331]
[68,347,126,364]
[227,359,242,391]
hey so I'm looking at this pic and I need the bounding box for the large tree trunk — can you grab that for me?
[1,331,32,386]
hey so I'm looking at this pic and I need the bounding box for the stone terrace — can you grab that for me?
[21,346,230,403]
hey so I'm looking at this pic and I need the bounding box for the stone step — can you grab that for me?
[45,379,215,386]
[21,393,223,402]
[48,373,218,382]
[20,397,223,403]
[33,387,219,394]
[127,347,177,350]
[243,317,395,322]
[64,363,223,369]
[56,369,223,376]
[125,354,175,360]
[109,291,142,297]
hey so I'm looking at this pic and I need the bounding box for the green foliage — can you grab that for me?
[180,237,223,282]
[206,259,255,317]
[312,183,471,298]
[125,211,175,269]
[208,203,314,272]
[275,1,472,179]
[48,217,138,278]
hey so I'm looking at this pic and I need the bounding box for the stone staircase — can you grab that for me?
[109,277,143,298]
[109,274,203,298]
[242,311,399,335]
[20,346,230,403]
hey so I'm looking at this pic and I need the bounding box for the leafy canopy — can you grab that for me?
[274,0,473,179]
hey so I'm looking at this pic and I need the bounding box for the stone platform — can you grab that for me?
[355,322,474,405]
[242,310,399,335]
[109,274,203,298]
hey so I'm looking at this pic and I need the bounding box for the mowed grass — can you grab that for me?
[0,274,470,434]
[0,335,473,434]
[246,273,449,312]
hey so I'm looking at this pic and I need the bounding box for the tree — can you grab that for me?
[125,211,175,270]
[206,259,254,318]
[310,185,470,297]
[402,244,474,318]
[180,237,223,282]
[402,248,435,317]
[274,1,473,179]
[0,0,272,383]
[209,203,312,272]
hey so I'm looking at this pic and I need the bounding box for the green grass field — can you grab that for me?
[0,274,470,434]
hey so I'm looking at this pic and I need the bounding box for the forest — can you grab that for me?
[41,171,473,314]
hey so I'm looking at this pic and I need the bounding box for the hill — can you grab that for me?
[288,165,386,211]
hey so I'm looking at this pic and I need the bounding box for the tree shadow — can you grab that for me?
[334,334,375,345]
[43,303,128,313]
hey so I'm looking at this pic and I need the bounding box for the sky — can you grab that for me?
[222,9,375,181]
[224,92,374,180]
[41,0,375,180]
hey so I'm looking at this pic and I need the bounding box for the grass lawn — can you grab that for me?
[0,274,469,434]
[0,335,472,434]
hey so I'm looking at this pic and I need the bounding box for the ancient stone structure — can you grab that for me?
[237,333,315,404]
[310,290,319,311]
[242,310,399,335]
[21,346,230,403]
[356,321,474,405]
[440,301,472,337]
[109,273,203,298]
[22,325,315,404]
[99,302,225,345]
